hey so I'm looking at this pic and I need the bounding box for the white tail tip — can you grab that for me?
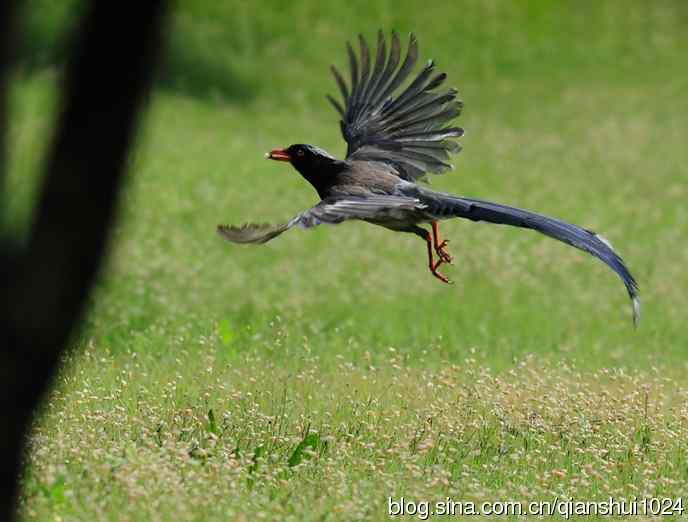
[632,296,641,328]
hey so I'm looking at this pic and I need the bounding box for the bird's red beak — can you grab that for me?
[266,148,291,162]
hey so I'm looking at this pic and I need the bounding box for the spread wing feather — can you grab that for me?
[328,30,463,182]
[217,195,424,244]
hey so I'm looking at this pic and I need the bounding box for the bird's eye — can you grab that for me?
[296,149,305,157]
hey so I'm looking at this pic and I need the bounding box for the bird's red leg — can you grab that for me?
[431,221,453,264]
[425,231,451,284]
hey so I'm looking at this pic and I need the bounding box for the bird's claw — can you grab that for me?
[435,240,453,264]
[430,259,452,284]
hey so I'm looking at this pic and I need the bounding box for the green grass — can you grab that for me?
[7,1,688,520]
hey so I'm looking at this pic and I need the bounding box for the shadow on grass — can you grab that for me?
[16,4,254,103]
[155,33,254,103]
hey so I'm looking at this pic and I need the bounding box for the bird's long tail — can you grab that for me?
[425,192,640,325]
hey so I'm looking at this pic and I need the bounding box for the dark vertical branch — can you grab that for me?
[0,3,168,521]
[0,0,18,213]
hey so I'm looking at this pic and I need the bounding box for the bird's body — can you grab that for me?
[219,31,639,325]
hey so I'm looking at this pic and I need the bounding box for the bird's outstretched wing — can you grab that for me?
[327,30,464,182]
[217,222,290,244]
[218,195,424,244]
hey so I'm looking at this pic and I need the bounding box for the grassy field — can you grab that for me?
[7,1,688,520]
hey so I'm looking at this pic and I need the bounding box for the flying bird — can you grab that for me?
[218,31,639,325]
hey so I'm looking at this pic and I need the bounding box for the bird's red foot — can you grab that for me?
[425,227,453,284]
[432,221,454,264]
[435,239,453,264]
[429,259,452,284]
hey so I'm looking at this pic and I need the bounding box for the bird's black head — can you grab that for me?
[267,143,337,170]
[266,144,344,197]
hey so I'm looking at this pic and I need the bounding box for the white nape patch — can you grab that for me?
[595,233,614,250]
[632,297,641,328]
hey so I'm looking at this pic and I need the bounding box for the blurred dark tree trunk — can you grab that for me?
[0,0,17,202]
[0,3,169,521]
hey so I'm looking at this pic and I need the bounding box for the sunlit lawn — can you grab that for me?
[7,1,688,520]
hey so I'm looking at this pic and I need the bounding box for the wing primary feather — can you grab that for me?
[369,31,401,107]
[330,65,349,104]
[382,60,436,117]
[376,33,419,105]
[217,223,289,244]
[423,72,448,92]
[346,40,359,113]
[388,149,452,170]
[386,102,462,135]
[350,34,371,122]
[391,127,465,141]
[357,34,371,90]
[402,141,462,154]
[359,30,387,112]
[326,94,345,117]
[382,91,459,128]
